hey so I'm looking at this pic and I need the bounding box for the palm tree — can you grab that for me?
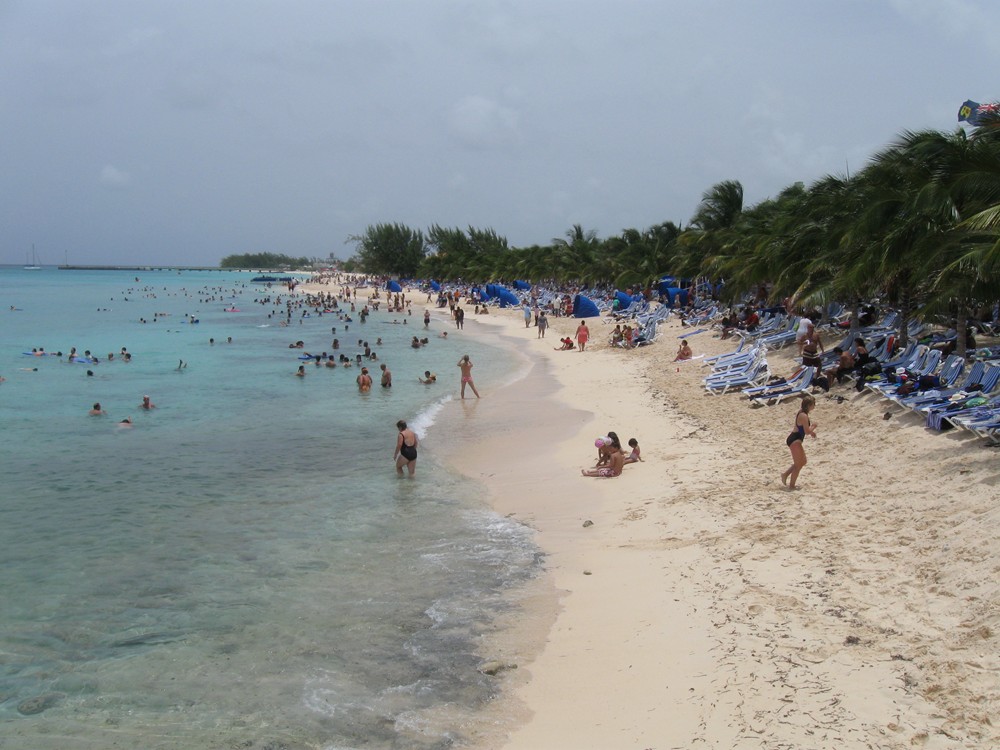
[674,180,745,280]
[550,225,601,283]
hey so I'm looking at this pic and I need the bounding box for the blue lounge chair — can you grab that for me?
[746,367,816,405]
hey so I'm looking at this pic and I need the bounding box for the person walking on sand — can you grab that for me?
[393,419,418,477]
[575,321,590,352]
[457,354,480,399]
[781,394,817,490]
[523,303,532,328]
[537,311,548,339]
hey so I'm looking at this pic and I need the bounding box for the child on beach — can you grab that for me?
[624,438,642,463]
[781,394,817,490]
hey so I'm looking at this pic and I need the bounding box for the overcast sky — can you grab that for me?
[2,0,998,266]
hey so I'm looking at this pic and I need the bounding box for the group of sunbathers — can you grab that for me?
[581,431,642,478]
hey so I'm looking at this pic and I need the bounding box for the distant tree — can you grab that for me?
[220,252,310,268]
[347,223,425,277]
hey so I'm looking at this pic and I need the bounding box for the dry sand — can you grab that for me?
[450,306,999,750]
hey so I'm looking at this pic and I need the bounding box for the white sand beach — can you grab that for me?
[448,306,999,750]
[295,279,997,748]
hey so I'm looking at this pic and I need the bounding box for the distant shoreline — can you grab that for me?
[54,265,312,272]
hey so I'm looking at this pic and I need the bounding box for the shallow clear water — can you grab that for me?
[0,267,538,748]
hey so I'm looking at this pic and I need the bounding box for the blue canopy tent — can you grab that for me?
[656,276,679,297]
[573,294,601,318]
[614,290,643,310]
[662,287,689,307]
[513,280,532,291]
[429,280,441,292]
[472,286,491,301]
[386,280,402,293]
[486,284,520,308]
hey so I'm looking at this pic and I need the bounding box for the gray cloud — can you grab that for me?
[2,1,999,265]
[99,165,132,189]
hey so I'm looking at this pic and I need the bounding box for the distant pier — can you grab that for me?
[58,265,304,273]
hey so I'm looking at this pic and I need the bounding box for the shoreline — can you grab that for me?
[294,281,998,748]
[431,304,998,749]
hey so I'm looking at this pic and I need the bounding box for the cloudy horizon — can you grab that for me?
[2,0,998,266]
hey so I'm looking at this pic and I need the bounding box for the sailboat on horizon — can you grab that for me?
[24,245,42,270]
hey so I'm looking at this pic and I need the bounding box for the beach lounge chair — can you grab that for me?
[860,343,924,394]
[746,366,816,405]
[925,364,1000,430]
[757,317,800,349]
[703,343,766,374]
[894,356,970,411]
[704,350,769,394]
[702,337,745,365]
[878,352,957,403]
[867,348,942,399]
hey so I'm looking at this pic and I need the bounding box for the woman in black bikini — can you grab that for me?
[781,394,817,490]
[394,420,419,477]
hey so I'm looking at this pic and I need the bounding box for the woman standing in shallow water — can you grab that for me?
[394,420,418,477]
[457,355,480,399]
[781,394,817,490]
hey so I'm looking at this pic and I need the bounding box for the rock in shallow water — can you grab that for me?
[478,660,517,676]
[17,692,63,715]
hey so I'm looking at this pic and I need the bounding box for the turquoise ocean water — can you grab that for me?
[0,267,538,749]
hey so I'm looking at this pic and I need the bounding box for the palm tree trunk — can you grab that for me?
[955,303,969,359]
[897,289,912,349]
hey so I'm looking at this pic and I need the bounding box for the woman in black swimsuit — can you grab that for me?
[394,419,419,477]
[781,394,817,490]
